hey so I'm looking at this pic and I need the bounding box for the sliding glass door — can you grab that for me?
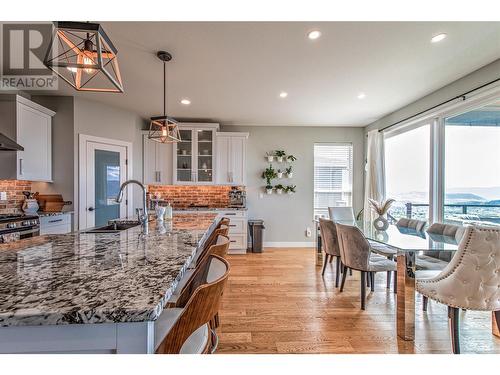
[444,101,500,225]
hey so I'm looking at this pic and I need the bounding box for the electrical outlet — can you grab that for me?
[0,192,7,201]
[305,227,312,237]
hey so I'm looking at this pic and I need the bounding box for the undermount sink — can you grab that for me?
[84,222,141,233]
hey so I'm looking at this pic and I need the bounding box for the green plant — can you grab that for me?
[262,164,277,185]
[285,166,293,174]
[265,184,273,190]
[266,151,275,157]
[287,155,297,162]
[285,185,296,193]
[275,150,286,157]
[275,184,284,190]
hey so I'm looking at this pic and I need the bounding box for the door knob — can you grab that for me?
[88,207,95,212]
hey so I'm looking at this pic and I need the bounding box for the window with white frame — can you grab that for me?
[313,143,353,218]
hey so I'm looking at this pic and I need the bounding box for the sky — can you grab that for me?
[385,121,500,201]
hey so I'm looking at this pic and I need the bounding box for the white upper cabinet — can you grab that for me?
[0,95,54,182]
[172,123,219,185]
[16,100,53,181]
[216,132,248,186]
[142,134,171,185]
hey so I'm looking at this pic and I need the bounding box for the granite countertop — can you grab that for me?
[0,213,219,327]
[37,211,74,217]
[173,206,247,211]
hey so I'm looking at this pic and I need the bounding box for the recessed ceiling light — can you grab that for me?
[357,93,366,99]
[307,30,321,40]
[279,92,288,98]
[180,99,191,105]
[431,33,447,43]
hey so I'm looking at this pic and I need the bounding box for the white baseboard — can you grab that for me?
[263,241,315,248]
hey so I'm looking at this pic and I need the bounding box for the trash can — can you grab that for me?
[248,219,265,253]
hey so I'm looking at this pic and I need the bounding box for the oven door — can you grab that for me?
[19,226,40,239]
[0,227,40,243]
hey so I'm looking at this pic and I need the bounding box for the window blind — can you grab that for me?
[313,143,353,218]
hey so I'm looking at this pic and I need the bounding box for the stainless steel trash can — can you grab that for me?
[248,219,265,253]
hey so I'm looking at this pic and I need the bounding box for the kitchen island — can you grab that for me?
[0,212,219,353]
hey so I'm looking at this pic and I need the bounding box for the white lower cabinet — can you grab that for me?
[40,213,72,235]
[216,210,247,254]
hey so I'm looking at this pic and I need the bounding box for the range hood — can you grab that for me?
[0,133,23,151]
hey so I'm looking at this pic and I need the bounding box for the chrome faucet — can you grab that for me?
[115,180,149,234]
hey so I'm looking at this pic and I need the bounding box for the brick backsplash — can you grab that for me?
[147,185,241,208]
[0,180,32,214]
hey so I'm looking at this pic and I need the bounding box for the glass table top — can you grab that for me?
[336,220,460,252]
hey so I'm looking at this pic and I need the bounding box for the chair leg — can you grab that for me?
[349,268,353,276]
[360,271,366,310]
[329,255,333,263]
[367,271,371,287]
[393,271,397,293]
[495,311,500,334]
[448,306,460,354]
[423,296,428,312]
[370,272,375,292]
[386,271,391,289]
[340,267,348,292]
[321,254,329,276]
[335,256,341,288]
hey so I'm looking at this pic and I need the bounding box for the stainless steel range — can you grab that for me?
[0,214,40,243]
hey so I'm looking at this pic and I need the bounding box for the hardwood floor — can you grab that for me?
[217,248,500,354]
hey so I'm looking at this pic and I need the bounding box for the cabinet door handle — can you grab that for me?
[19,158,23,175]
[229,224,236,227]
[224,213,236,216]
[158,171,161,182]
[48,218,63,223]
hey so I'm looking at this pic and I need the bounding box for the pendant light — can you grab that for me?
[44,21,124,93]
[148,51,181,143]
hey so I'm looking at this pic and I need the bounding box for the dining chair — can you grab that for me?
[328,206,355,222]
[416,225,500,354]
[335,222,397,310]
[318,218,342,286]
[427,222,465,243]
[156,255,230,354]
[397,218,427,232]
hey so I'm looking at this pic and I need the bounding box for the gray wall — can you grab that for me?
[365,58,500,132]
[221,125,365,245]
[73,97,146,229]
[31,96,75,213]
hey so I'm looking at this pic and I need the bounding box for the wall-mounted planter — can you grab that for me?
[276,156,284,163]
[266,188,273,195]
[267,155,274,162]
[277,171,283,178]
[287,173,293,178]
[276,189,283,194]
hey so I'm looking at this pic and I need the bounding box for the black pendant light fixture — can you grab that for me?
[44,21,124,93]
[148,51,181,143]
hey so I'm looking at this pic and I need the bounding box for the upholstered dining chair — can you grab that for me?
[156,255,230,354]
[336,222,397,309]
[318,218,342,286]
[329,206,355,222]
[427,222,465,243]
[416,225,500,354]
[396,218,426,232]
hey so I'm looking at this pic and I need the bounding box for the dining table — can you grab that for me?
[314,218,500,342]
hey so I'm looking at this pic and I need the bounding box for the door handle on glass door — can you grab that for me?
[88,207,95,212]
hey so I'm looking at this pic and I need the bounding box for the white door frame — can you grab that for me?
[78,134,133,230]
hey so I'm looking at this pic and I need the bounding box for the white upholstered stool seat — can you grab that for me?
[154,308,209,354]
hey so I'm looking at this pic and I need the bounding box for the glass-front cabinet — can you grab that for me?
[173,124,218,184]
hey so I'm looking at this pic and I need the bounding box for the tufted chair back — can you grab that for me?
[318,218,340,257]
[417,225,500,311]
[427,222,465,243]
[397,218,427,232]
[335,222,371,271]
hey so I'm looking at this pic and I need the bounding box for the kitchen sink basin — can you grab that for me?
[84,222,141,233]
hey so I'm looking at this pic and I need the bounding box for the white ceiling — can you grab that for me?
[42,22,500,127]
